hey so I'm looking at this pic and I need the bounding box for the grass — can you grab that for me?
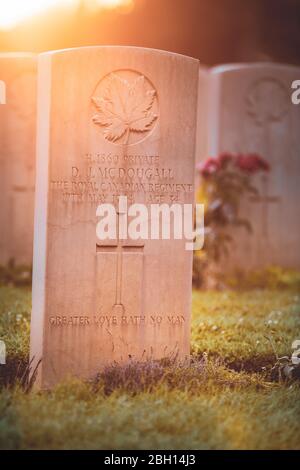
[0,285,300,449]
[192,290,300,371]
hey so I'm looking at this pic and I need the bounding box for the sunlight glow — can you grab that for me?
[0,0,132,30]
[0,0,65,29]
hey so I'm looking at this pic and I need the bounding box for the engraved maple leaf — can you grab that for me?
[92,73,158,143]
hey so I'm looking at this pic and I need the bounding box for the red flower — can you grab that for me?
[235,154,270,173]
[198,153,270,178]
[197,157,220,178]
[218,152,235,168]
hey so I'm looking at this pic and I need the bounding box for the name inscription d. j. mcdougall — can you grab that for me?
[50,151,194,206]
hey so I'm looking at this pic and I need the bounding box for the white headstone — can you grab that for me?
[199,63,300,271]
[0,80,6,104]
[0,53,37,265]
[195,66,209,188]
[30,46,199,388]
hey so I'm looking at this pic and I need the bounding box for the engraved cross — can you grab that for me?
[96,206,144,315]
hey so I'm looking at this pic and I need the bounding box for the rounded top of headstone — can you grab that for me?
[210,62,300,75]
[38,45,199,64]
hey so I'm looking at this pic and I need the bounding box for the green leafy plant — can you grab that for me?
[197,152,270,261]
[193,152,270,288]
[225,266,300,291]
[0,259,32,288]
